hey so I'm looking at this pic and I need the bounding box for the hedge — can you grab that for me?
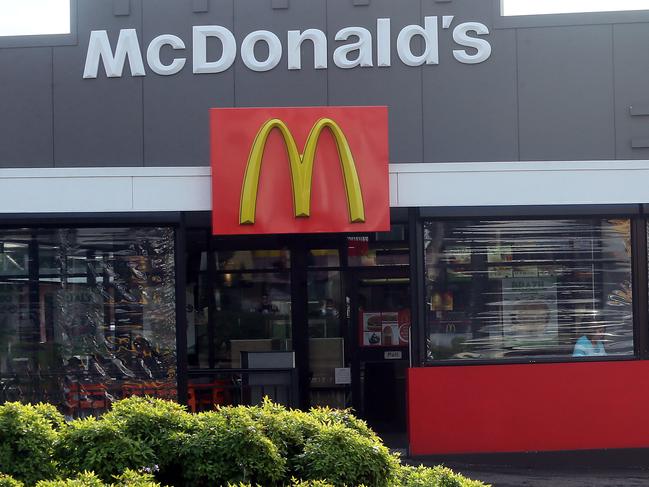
[0,398,489,487]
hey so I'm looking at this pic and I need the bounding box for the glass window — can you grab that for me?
[348,225,409,267]
[502,0,649,16]
[424,219,633,362]
[187,239,293,409]
[307,270,346,409]
[187,239,293,372]
[215,250,290,271]
[0,0,71,36]
[308,270,343,339]
[308,249,340,268]
[213,272,292,368]
[0,227,176,416]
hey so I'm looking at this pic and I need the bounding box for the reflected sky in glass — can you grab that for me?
[503,0,649,16]
[0,0,70,36]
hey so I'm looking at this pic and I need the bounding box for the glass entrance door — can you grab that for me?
[306,246,350,409]
[350,268,410,436]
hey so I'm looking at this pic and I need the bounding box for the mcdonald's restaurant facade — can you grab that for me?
[5,0,649,460]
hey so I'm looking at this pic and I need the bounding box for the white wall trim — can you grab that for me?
[390,161,649,207]
[0,161,646,214]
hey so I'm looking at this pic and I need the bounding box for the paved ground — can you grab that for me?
[447,467,649,486]
[385,435,649,485]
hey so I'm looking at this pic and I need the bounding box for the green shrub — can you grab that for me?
[55,417,155,482]
[31,404,65,432]
[0,402,60,484]
[0,473,24,487]
[35,472,105,487]
[395,465,489,487]
[296,423,398,487]
[241,400,320,478]
[112,469,163,487]
[287,480,337,487]
[102,396,192,483]
[307,407,378,442]
[34,470,162,487]
[177,409,285,486]
[0,397,487,487]
[242,401,380,482]
[227,481,338,487]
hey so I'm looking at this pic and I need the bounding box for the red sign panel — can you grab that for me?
[408,362,649,456]
[211,106,389,235]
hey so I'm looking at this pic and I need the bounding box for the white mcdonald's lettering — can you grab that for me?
[83,16,492,79]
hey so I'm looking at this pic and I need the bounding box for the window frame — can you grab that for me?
[0,0,77,48]
[416,206,646,368]
[493,0,649,29]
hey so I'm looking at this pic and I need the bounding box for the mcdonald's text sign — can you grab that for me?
[211,107,389,235]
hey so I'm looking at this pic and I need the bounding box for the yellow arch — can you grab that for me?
[239,118,366,225]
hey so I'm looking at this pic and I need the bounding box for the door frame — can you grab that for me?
[345,265,411,420]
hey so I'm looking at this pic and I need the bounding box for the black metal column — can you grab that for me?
[408,208,425,367]
[631,216,648,358]
[174,217,189,405]
[290,239,309,409]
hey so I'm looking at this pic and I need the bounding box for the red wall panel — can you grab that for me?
[408,362,649,456]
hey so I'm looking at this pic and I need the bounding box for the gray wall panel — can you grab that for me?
[53,0,143,167]
[143,0,234,166]
[517,25,615,161]
[614,23,649,160]
[422,0,518,162]
[327,0,423,163]
[0,48,53,167]
[2,0,649,168]
[233,0,327,107]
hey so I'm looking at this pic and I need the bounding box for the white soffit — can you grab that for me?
[0,161,646,213]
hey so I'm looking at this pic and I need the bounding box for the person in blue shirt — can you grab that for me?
[573,324,607,357]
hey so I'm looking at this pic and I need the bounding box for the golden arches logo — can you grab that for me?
[239,118,366,225]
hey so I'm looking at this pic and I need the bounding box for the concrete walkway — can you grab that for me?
[451,467,649,486]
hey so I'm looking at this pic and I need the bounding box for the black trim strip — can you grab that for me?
[419,204,641,219]
[0,212,182,226]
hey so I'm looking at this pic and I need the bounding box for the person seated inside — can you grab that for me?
[573,324,607,357]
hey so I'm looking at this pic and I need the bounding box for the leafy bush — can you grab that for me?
[307,407,378,441]
[242,400,379,481]
[296,423,398,487]
[287,481,338,487]
[0,402,60,484]
[35,472,105,487]
[55,417,155,482]
[240,400,320,478]
[112,470,163,487]
[0,397,487,487]
[34,470,161,487]
[227,481,338,487]
[395,465,488,487]
[101,397,192,483]
[30,404,65,431]
[177,409,285,486]
[0,474,24,487]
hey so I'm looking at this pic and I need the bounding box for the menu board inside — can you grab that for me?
[360,310,410,347]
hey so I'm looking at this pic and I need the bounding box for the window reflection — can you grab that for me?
[348,225,409,267]
[308,270,345,409]
[308,249,340,268]
[0,228,176,416]
[213,272,292,368]
[216,250,290,271]
[424,219,633,361]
